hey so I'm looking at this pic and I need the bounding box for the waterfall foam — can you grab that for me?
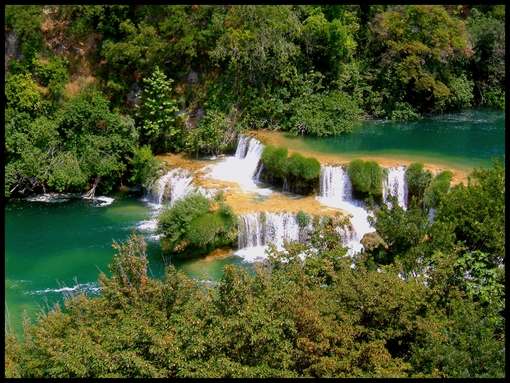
[316,165,375,255]
[235,212,303,262]
[147,168,194,207]
[383,166,408,209]
[206,135,272,195]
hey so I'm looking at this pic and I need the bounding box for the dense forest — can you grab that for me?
[4,4,505,379]
[5,4,505,198]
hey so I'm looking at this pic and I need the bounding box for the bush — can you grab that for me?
[296,210,311,228]
[261,145,288,181]
[31,55,70,100]
[406,163,432,206]
[390,102,421,121]
[158,193,237,257]
[287,153,320,181]
[423,171,453,209]
[347,159,383,199]
[260,146,320,195]
[447,74,474,110]
[129,145,160,188]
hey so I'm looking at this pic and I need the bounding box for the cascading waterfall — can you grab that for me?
[146,168,194,207]
[316,165,375,255]
[383,166,408,210]
[140,168,197,240]
[319,165,353,201]
[236,212,304,262]
[207,135,272,195]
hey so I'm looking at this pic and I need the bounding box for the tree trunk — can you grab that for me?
[83,176,101,199]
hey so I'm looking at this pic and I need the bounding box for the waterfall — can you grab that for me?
[207,135,272,195]
[319,165,353,201]
[234,135,251,158]
[238,213,265,248]
[236,212,303,262]
[316,165,375,255]
[383,166,408,210]
[147,168,194,206]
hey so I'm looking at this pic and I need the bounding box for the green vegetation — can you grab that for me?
[347,159,383,200]
[296,210,311,228]
[259,145,320,195]
[5,164,505,378]
[184,108,240,157]
[423,170,453,209]
[157,193,237,257]
[129,146,161,189]
[136,66,180,153]
[4,5,505,198]
[405,163,432,207]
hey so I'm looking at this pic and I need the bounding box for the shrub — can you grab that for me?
[31,55,69,100]
[347,159,383,199]
[261,145,288,181]
[424,170,453,209]
[287,153,320,181]
[447,74,474,110]
[406,163,432,206]
[260,146,320,194]
[129,145,160,188]
[390,102,421,121]
[296,210,311,228]
[158,193,237,257]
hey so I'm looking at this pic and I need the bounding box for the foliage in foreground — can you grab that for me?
[5,216,504,377]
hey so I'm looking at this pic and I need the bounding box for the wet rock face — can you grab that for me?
[5,30,21,70]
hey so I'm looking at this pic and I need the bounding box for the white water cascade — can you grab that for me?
[316,165,375,255]
[383,166,408,210]
[139,168,198,240]
[236,212,304,262]
[206,135,272,195]
[146,168,194,207]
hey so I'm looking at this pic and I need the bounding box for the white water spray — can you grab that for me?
[236,212,304,262]
[146,168,194,207]
[316,165,375,255]
[383,166,408,210]
[206,135,272,195]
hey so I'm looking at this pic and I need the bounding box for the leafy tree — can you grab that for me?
[184,108,239,157]
[5,73,47,116]
[434,160,505,266]
[368,5,473,116]
[129,146,161,189]
[288,91,361,136]
[136,66,180,152]
[405,163,432,206]
[467,6,505,108]
[423,170,453,209]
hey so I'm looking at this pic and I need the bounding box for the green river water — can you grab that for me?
[4,109,505,336]
[276,109,505,169]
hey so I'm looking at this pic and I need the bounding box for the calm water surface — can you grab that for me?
[279,109,505,168]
